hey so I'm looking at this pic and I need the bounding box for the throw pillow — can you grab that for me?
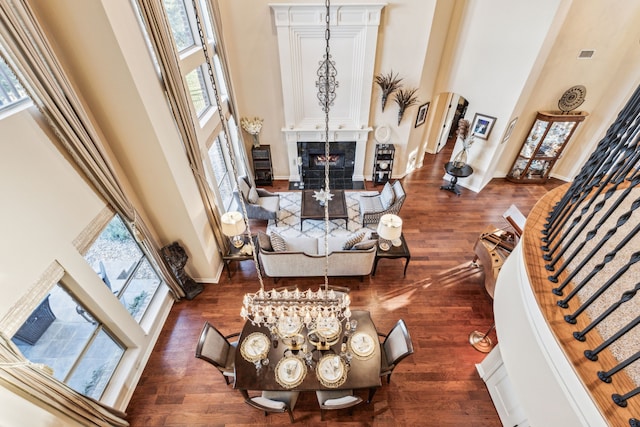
[342,230,366,250]
[380,181,395,209]
[270,232,287,252]
[257,231,273,251]
[352,239,377,250]
[248,186,259,204]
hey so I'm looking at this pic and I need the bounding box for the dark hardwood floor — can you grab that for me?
[125,143,563,426]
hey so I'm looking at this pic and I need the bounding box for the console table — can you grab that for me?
[441,162,473,196]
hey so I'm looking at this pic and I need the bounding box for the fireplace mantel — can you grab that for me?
[270,3,385,183]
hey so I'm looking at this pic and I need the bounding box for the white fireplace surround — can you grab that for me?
[270,3,385,182]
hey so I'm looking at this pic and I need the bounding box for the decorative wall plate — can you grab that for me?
[558,85,586,112]
[374,124,391,144]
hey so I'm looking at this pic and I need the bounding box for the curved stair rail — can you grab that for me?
[533,84,640,426]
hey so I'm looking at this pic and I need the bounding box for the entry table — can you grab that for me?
[441,162,473,196]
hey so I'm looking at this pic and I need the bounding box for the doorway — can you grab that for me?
[435,93,468,153]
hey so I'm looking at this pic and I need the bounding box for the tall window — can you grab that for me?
[0,56,29,111]
[11,215,163,400]
[163,0,239,212]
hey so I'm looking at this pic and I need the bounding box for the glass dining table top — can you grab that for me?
[234,310,381,392]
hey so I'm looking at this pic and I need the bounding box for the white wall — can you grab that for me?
[0,108,105,314]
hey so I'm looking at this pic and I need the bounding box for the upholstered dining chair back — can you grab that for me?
[316,389,363,420]
[195,321,239,385]
[379,319,414,383]
[245,390,300,423]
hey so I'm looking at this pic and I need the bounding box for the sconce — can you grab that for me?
[376,214,403,251]
[221,211,247,248]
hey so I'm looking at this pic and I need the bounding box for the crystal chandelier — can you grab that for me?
[240,288,351,327]
[238,0,349,328]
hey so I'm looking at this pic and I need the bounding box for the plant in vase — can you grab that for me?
[374,71,403,112]
[394,88,419,125]
[452,119,476,168]
[240,116,264,148]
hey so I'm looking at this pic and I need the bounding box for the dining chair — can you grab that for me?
[316,389,363,420]
[378,319,414,384]
[245,390,300,423]
[194,321,240,385]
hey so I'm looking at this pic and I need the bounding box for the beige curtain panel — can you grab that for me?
[0,0,184,300]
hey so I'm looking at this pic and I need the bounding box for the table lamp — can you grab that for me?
[376,214,402,251]
[221,211,247,248]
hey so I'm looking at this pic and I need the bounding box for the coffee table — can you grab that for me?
[300,189,348,230]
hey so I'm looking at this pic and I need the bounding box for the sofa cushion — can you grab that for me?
[270,232,287,252]
[285,237,319,255]
[352,239,377,250]
[257,231,273,252]
[380,181,395,209]
[342,230,367,250]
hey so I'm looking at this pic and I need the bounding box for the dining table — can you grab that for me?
[234,309,382,403]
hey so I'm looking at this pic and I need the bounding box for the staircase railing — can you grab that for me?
[531,84,640,426]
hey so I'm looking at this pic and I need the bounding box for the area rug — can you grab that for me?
[267,191,378,239]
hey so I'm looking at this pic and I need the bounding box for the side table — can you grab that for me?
[372,233,411,277]
[441,161,473,196]
[222,235,259,279]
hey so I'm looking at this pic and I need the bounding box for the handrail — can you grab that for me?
[523,83,640,426]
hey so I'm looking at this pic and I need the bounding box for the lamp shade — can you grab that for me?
[220,211,246,236]
[377,214,402,241]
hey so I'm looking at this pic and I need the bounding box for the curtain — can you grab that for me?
[0,332,128,427]
[135,0,236,254]
[209,0,254,184]
[0,0,185,300]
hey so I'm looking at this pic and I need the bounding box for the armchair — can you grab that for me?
[233,175,280,224]
[359,180,406,225]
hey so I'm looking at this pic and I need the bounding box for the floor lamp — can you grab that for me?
[469,324,495,353]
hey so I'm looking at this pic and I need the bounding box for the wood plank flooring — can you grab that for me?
[125,144,563,426]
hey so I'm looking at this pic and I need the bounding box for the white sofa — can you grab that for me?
[258,232,376,280]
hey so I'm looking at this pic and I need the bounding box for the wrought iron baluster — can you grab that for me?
[543,149,640,262]
[575,283,640,341]
[613,386,640,408]
[597,349,640,383]
[543,85,640,234]
[550,193,640,293]
[564,251,640,324]
[557,218,640,308]
[584,314,640,361]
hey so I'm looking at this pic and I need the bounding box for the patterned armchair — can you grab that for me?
[359,180,406,226]
[232,176,280,224]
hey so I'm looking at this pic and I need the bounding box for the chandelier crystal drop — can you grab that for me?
[240,287,351,328]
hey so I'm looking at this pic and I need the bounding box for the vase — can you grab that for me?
[252,133,260,148]
[452,147,468,168]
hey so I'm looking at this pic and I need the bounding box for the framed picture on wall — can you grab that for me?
[414,102,430,128]
[471,113,497,139]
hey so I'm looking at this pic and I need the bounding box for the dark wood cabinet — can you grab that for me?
[372,143,395,185]
[506,111,587,183]
[251,145,273,186]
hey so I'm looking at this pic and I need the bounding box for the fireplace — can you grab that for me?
[298,142,356,189]
[309,151,345,169]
